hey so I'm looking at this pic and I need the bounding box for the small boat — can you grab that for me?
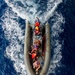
[24,20,51,75]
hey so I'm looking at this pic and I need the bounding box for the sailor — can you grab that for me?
[30,39,41,55]
[34,17,41,35]
[33,59,41,72]
[32,40,41,49]
[31,44,38,50]
[35,25,40,34]
[31,47,38,53]
[35,39,41,47]
[31,42,38,53]
[28,51,37,60]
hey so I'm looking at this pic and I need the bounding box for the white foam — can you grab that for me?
[5,0,62,23]
[1,8,26,75]
[47,12,65,75]
[40,0,62,23]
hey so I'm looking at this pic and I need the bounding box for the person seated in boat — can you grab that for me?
[28,51,38,61]
[31,40,41,49]
[34,40,40,47]
[31,43,38,50]
[35,39,41,47]
[31,47,38,53]
[31,42,39,53]
[33,59,41,72]
[35,26,40,35]
[34,17,41,35]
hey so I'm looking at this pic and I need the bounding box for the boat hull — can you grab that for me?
[24,22,51,75]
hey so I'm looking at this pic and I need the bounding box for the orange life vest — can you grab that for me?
[32,53,37,59]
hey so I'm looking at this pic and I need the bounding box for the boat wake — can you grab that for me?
[1,0,65,75]
[47,12,64,74]
[5,0,62,23]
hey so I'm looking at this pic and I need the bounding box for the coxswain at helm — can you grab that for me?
[35,17,40,35]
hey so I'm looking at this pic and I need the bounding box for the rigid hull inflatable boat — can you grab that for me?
[24,21,51,75]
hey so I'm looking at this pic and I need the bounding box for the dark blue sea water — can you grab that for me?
[0,0,75,75]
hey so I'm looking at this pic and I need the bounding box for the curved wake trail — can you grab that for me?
[47,12,65,74]
[1,8,27,75]
[1,0,65,75]
[5,0,62,23]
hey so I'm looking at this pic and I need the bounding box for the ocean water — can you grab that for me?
[0,0,75,75]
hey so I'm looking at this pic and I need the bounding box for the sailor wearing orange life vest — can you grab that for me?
[35,17,40,35]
